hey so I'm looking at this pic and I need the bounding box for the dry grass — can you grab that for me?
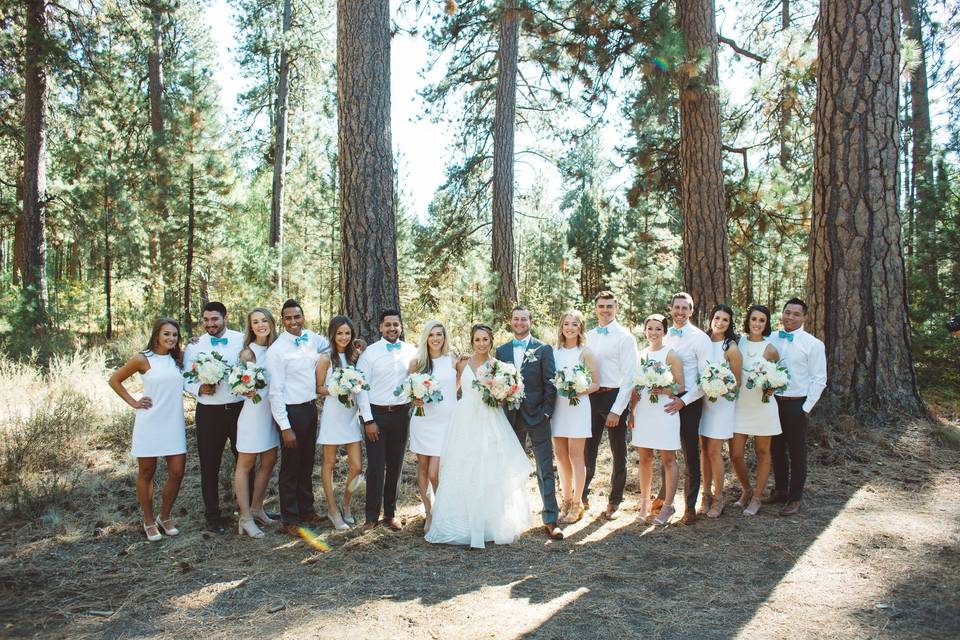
[0,352,958,639]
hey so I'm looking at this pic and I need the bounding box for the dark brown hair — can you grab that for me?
[144,317,183,368]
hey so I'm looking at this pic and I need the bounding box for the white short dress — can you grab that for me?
[699,340,737,440]
[734,337,783,437]
[318,353,363,445]
[237,343,281,454]
[409,355,458,456]
[631,346,681,450]
[551,346,591,438]
[130,352,187,458]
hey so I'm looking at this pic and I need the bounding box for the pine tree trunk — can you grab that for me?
[22,0,49,326]
[270,0,292,288]
[337,0,399,344]
[677,0,730,324]
[900,0,938,297]
[103,170,112,340]
[183,163,196,331]
[779,0,792,167]
[491,0,519,316]
[147,0,168,307]
[807,0,924,417]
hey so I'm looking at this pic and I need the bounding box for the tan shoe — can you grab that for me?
[681,509,697,525]
[762,490,789,505]
[779,500,801,516]
[544,523,564,540]
[706,495,725,519]
[559,502,583,525]
[603,502,621,520]
[650,497,665,515]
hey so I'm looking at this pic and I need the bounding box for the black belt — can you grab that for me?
[594,386,619,394]
[198,401,244,410]
[371,403,411,413]
[286,400,316,408]
[777,396,806,402]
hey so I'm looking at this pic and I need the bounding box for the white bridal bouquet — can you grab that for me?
[394,373,443,417]
[552,363,592,406]
[183,351,230,386]
[473,360,525,410]
[745,360,790,403]
[327,365,370,408]
[632,358,679,404]
[699,361,739,402]
[228,361,267,403]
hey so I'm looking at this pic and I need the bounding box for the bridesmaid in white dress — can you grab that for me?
[316,316,365,530]
[233,308,280,539]
[627,314,685,525]
[698,304,742,518]
[551,310,598,525]
[407,320,459,534]
[731,305,783,516]
[425,324,531,549]
[108,318,187,542]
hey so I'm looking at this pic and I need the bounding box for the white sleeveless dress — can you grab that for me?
[551,346,591,438]
[631,346,681,450]
[130,352,187,458]
[734,337,783,437]
[699,340,736,439]
[425,364,531,549]
[409,355,458,456]
[318,353,363,445]
[237,343,280,454]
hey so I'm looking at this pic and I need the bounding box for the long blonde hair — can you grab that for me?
[555,310,587,348]
[412,320,449,374]
[243,307,278,349]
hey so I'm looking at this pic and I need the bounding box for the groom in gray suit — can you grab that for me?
[497,305,563,540]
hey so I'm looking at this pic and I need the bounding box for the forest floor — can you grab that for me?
[1,392,959,639]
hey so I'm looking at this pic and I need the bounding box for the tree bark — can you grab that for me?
[779,0,792,167]
[103,164,112,340]
[337,0,399,344]
[491,0,519,316]
[184,162,196,331]
[22,0,49,326]
[147,0,168,305]
[807,0,924,417]
[270,0,292,289]
[900,0,938,297]
[676,0,730,324]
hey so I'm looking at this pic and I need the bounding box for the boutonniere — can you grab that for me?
[522,347,539,365]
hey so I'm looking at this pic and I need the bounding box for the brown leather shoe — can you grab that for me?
[762,490,789,505]
[603,502,621,520]
[282,524,301,538]
[650,498,665,515]
[581,498,590,512]
[544,523,564,540]
[362,521,377,533]
[681,509,697,525]
[302,512,324,527]
[779,500,801,516]
[384,517,403,531]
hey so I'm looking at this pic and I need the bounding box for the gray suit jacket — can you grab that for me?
[496,337,557,427]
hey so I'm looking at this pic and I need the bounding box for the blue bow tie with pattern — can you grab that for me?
[386,342,401,352]
[294,333,309,346]
[211,336,228,346]
[778,330,794,342]
[596,326,609,335]
[669,327,683,337]
[512,339,528,348]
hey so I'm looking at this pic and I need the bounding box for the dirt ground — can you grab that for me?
[2,401,959,639]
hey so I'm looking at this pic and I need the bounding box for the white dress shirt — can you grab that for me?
[663,321,712,405]
[511,336,531,369]
[183,329,245,405]
[265,330,331,430]
[358,338,417,422]
[771,326,827,414]
[587,320,638,415]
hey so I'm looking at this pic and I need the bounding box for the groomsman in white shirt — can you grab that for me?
[357,310,417,533]
[661,292,712,524]
[767,298,827,516]
[183,301,246,534]
[265,299,330,536]
[584,291,637,519]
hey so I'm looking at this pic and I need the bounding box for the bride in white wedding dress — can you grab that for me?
[425,324,531,549]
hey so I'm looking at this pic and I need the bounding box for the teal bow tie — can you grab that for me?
[512,339,528,348]
[596,326,609,335]
[386,342,401,352]
[669,327,683,337]
[211,336,228,346]
[778,330,794,342]
[294,333,309,346]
